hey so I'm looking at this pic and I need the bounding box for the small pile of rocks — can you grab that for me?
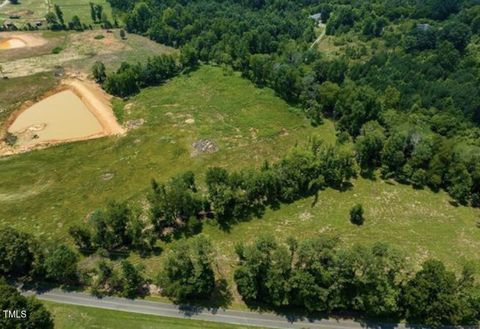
[191,139,219,156]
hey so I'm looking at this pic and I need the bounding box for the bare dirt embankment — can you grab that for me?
[0,32,47,49]
[65,77,125,136]
[0,77,125,156]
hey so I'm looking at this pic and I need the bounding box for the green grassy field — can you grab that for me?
[0,72,58,131]
[0,0,46,25]
[44,302,267,329]
[199,177,480,284]
[1,64,479,307]
[0,0,113,26]
[0,65,325,241]
[52,0,113,25]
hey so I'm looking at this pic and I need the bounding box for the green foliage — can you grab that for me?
[69,225,92,251]
[107,0,480,206]
[401,259,480,326]
[148,172,204,237]
[158,235,216,301]
[69,200,156,254]
[44,245,78,284]
[92,61,107,84]
[103,54,180,97]
[0,280,54,329]
[119,260,144,298]
[89,3,104,23]
[355,121,386,173]
[234,236,480,324]
[54,4,64,26]
[205,143,355,226]
[51,46,63,54]
[349,204,364,225]
[440,21,471,51]
[0,228,38,278]
[68,15,84,31]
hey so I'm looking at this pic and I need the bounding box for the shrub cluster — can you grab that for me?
[234,235,480,327]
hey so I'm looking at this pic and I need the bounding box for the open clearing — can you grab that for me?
[0,32,47,50]
[0,30,176,78]
[0,65,479,306]
[0,65,325,239]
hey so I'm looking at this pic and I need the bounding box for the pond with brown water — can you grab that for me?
[8,90,104,146]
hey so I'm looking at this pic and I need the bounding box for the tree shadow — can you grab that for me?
[360,169,377,181]
[175,278,233,316]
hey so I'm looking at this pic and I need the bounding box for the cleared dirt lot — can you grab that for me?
[0,30,176,78]
[0,32,47,49]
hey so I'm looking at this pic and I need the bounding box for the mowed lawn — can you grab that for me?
[0,0,112,25]
[52,0,113,25]
[0,65,325,242]
[44,302,268,329]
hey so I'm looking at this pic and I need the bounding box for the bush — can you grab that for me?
[52,46,63,54]
[158,235,215,301]
[0,280,54,329]
[350,204,364,225]
[44,245,78,284]
[94,34,105,40]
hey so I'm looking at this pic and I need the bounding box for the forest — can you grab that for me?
[99,0,480,207]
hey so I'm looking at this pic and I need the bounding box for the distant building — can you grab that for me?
[309,13,322,22]
[416,23,432,31]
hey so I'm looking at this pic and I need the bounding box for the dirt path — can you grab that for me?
[310,23,326,49]
[0,0,9,9]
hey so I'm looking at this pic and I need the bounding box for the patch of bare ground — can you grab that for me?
[0,30,132,78]
[0,32,56,62]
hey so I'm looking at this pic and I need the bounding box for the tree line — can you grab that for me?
[44,4,116,31]
[70,140,355,247]
[4,225,480,327]
[92,53,183,98]
[0,226,146,299]
[100,0,480,206]
[233,234,480,327]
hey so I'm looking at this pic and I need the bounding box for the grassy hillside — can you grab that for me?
[44,302,267,329]
[0,72,58,128]
[0,65,325,241]
[1,64,479,309]
[198,177,480,285]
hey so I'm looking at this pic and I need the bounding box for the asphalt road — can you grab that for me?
[21,289,427,329]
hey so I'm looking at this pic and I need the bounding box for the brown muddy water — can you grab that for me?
[0,38,27,50]
[8,90,104,146]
